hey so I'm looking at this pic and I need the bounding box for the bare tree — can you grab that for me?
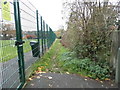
[62,0,118,62]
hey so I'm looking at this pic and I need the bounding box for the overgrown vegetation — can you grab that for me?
[61,1,119,68]
[29,1,120,81]
[31,40,112,80]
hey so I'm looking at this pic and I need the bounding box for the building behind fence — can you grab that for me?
[0,0,56,89]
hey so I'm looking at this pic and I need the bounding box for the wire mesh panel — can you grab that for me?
[0,0,56,89]
[0,0,21,88]
[19,0,40,78]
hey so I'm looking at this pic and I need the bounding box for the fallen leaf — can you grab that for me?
[105,78,110,81]
[41,66,44,69]
[39,72,46,74]
[111,84,114,86]
[36,76,40,79]
[84,79,87,81]
[48,76,52,80]
[38,67,42,71]
[36,71,46,74]
[40,75,43,77]
[95,78,99,81]
[28,78,33,81]
[100,81,103,83]
[66,72,69,74]
[49,84,52,88]
[101,85,104,87]
[31,84,34,86]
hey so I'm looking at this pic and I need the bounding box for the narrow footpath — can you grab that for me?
[25,72,118,88]
[25,40,118,89]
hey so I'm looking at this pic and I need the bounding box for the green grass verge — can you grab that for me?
[0,39,38,62]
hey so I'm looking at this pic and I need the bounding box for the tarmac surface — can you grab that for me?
[0,51,38,88]
[25,72,118,88]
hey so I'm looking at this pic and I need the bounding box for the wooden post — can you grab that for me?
[115,48,120,85]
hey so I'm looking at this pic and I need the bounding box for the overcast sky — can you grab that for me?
[28,0,119,31]
[29,0,65,31]
[0,0,119,31]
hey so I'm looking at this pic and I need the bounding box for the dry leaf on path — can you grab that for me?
[36,71,46,74]
[49,84,52,88]
[100,81,103,83]
[40,75,43,77]
[31,84,34,86]
[39,72,46,74]
[28,78,33,81]
[105,78,110,81]
[36,76,40,79]
[95,78,99,81]
[48,76,53,80]
[111,84,114,86]
[66,72,69,74]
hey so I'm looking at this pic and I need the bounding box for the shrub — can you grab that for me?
[60,52,112,80]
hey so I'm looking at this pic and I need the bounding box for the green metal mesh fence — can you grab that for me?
[0,0,56,89]
[0,0,21,88]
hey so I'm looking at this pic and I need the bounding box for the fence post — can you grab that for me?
[115,48,120,85]
[48,27,50,49]
[36,10,40,57]
[14,0,25,88]
[50,28,52,46]
[49,27,51,47]
[43,21,46,51]
[46,24,49,49]
[40,16,44,55]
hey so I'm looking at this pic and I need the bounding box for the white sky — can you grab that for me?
[30,0,65,31]
[0,0,119,31]
[29,0,119,31]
